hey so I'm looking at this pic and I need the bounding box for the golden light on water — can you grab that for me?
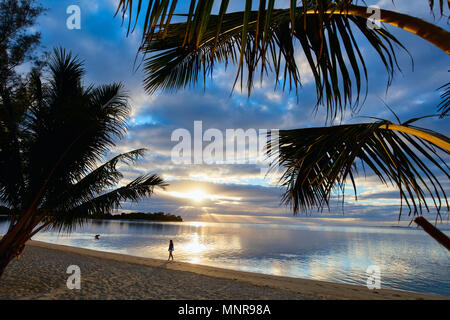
[183,233,207,254]
[178,233,209,264]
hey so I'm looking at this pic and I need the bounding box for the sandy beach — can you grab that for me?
[0,240,447,300]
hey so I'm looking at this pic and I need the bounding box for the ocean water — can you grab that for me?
[1,219,449,297]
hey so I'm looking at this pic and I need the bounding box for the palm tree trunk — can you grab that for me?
[378,125,449,250]
[306,5,450,54]
[0,257,10,278]
[0,233,28,277]
[414,217,450,250]
[0,215,37,278]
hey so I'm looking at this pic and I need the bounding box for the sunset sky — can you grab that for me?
[35,0,449,225]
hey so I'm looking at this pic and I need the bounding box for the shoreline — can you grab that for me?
[0,240,447,300]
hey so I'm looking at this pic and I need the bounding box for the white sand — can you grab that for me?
[0,240,446,300]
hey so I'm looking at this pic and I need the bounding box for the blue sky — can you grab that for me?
[35,0,449,225]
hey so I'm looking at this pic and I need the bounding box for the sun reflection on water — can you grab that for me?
[1,219,448,296]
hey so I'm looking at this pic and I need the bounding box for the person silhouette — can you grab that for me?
[168,240,174,261]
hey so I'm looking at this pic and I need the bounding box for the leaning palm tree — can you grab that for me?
[0,48,166,276]
[115,1,449,246]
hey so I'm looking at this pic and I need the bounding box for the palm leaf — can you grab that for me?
[116,1,449,42]
[42,149,147,211]
[25,50,131,209]
[272,119,449,218]
[437,82,450,118]
[116,1,449,118]
[429,0,450,14]
[140,9,407,118]
[1,48,167,236]
[47,174,167,232]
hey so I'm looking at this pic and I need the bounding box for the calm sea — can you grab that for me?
[1,219,449,296]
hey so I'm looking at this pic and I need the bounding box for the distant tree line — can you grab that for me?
[90,211,183,222]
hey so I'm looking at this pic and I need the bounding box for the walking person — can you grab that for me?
[168,239,174,261]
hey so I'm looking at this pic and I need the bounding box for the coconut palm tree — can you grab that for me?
[0,48,166,276]
[115,0,449,247]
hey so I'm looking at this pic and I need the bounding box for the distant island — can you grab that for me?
[90,211,183,222]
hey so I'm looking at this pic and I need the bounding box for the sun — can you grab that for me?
[188,190,208,203]
[165,189,214,203]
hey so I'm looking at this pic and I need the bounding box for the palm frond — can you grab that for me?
[116,1,450,118]
[273,119,450,218]
[47,48,85,98]
[1,47,166,252]
[429,0,450,15]
[48,174,167,232]
[42,148,147,211]
[437,82,450,118]
[25,51,131,208]
[140,8,406,118]
[116,1,448,43]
